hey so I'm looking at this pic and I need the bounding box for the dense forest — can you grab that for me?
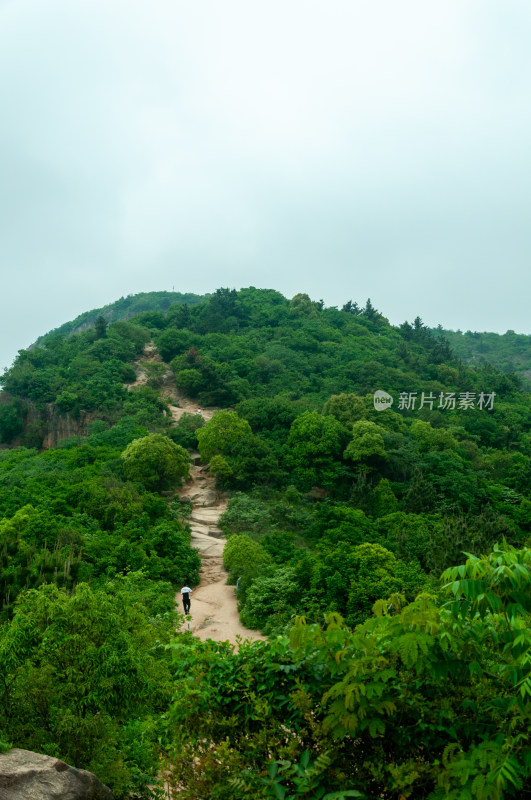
[0,288,530,799]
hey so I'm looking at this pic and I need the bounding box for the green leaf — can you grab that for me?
[268,762,278,779]
[468,661,483,678]
[368,718,385,738]
[273,782,286,800]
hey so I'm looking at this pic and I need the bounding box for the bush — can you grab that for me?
[121,434,190,491]
[240,567,300,632]
[168,412,205,450]
[218,493,273,536]
[196,411,252,462]
[223,534,272,592]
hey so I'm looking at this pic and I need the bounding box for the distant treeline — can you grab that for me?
[433,325,531,389]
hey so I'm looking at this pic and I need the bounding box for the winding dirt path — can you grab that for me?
[129,342,264,646]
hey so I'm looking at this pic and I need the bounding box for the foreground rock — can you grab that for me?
[0,749,113,800]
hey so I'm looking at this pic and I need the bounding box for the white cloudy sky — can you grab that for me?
[1,0,531,371]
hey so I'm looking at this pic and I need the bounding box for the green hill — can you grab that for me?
[0,287,529,799]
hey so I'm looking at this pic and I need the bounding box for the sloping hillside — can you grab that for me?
[432,325,531,389]
[33,290,205,344]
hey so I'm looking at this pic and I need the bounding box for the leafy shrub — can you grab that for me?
[219,493,273,536]
[223,534,272,593]
[168,412,205,450]
[240,566,300,632]
[121,433,190,491]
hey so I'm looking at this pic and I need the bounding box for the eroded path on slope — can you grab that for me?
[176,461,265,646]
[129,341,264,645]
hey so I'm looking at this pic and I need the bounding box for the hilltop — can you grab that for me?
[32,289,206,345]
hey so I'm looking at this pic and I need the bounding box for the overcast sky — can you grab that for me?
[1,0,531,372]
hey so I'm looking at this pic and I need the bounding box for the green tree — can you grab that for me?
[311,541,415,625]
[143,362,167,388]
[121,433,190,491]
[289,293,318,317]
[0,578,175,797]
[168,411,205,450]
[0,401,24,443]
[223,434,281,489]
[55,390,79,411]
[410,419,458,452]
[196,411,252,462]
[174,368,202,397]
[219,493,273,535]
[209,454,233,479]
[343,420,387,466]
[370,478,399,517]
[94,314,108,339]
[240,567,300,633]
[236,396,301,444]
[284,411,348,489]
[441,539,531,627]
[164,542,531,799]
[157,328,195,362]
[322,393,367,429]
[223,534,272,589]
[142,521,201,585]
[375,511,433,565]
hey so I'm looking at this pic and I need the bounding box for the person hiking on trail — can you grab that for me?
[181,584,192,614]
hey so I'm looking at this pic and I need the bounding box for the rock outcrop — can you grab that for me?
[0,749,113,800]
[40,405,97,449]
[0,397,97,450]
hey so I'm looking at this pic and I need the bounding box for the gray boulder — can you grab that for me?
[0,749,113,800]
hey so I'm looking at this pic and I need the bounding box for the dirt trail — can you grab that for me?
[130,343,264,647]
[176,461,265,646]
[128,341,215,421]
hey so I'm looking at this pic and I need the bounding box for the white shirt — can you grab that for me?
[181,586,192,594]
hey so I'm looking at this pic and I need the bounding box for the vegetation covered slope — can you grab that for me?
[33,290,205,345]
[432,326,531,390]
[0,287,530,799]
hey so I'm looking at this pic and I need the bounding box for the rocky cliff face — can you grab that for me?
[0,398,97,451]
[39,404,97,449]
[0,749,114,800]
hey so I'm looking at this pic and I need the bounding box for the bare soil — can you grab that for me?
[176,462,265,646]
